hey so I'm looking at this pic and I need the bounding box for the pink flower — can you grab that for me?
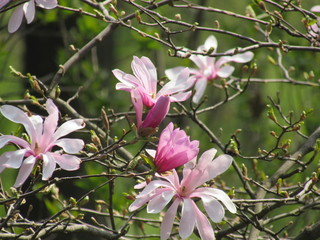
[0,99,85,187]
[129,148,236,240]
[113,56,195,108]
[113,56,195,134]
[8,0,58,33]
[166,35,254,104]
[309,6,320,37]
[145,122,199,173]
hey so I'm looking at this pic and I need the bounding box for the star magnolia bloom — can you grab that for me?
[145,122,199,173]
[113,56,195,108]
[0,0,10,9]
[166,35,254,104]
[309,6,320,37]
[129,148,236,240]
[0,99,85,187]
[8,0,58,33]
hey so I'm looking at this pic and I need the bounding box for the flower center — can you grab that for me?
[34,142,42,156]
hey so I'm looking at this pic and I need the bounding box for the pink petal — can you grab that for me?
[23,0,35,24]
[29,115,43,145]
[216,51,254,68]
[147,190,175,213]
[42,152,56,180]
[131,88,143,128]
[8,5,24,33]
[217,65,235,78]
[140,95,170,129]
[311,5,320,12]
[179,198,196,238]
[113,69,139,90]
[2,149,27,169]
[14,156,36,187]
[169,91,192,103]
[196,193,225,222]
[54,138,84,154]
[193,77,208,104]
[0,135,30,149]
[160,198,181,240]
[53,119,85,141]
[165,67,186,82]
[35,0,57,9]
[192,200,216,240]
[52,153,81,171]
[41,99,59,147]
[137,180,173,198]
[0,105,37,143]
[0,0,10,9]
[195,187,237,214]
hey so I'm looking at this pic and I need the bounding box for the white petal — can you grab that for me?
[54,138,84,154]
[192,77,207,104]
[13,156,36,187]
[217,65,235,78]
[179,198,196,238]
[49,152,81,171]
[147,190,174,213]
[53,119,85,141]
[23,0,35,24]
[198,188,237,213]
[203,35,218,52]
[311,5,320,12]
[3,149,27,169]
[145,149,156,158]
[42,153,56,180]
[160,198,181,240]
[137,180,173,198]
[194,201,216,240]
[201,194,225,222]
[0,105,38,143]
[35,0,57,9]
[0,135,30,149]
[165,67,186,82]
[8,5,24,33]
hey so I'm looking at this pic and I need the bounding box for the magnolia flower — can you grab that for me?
[0,99,85,187]
[113,56,195,134]
[166,35,254,104]
[309,6,320,37]
[129,148,236,240]
[113,56,195,108]
[145,122,199,173]
[8,0,58,33]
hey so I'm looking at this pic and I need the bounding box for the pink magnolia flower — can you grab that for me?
[113,56,195,134]
[0,99,85,187]
[129,148,236,240]
[8,0,58,33]
[166,35,254,104]
[113,56,195,108]
[145,122,199,173]
[309,6,320,37]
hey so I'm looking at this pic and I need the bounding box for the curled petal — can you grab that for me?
[131,88,143,128]
[137,180,173,198]
[195,187,237,214]
[203,35,218,53]
[0,135,30,149]
[160,198,181,240]
[14,156,36,187]
[196,193,225,223]
[53,119,85,141]
[42,99,59,146]
[54,138,84,154]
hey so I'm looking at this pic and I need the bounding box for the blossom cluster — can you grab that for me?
[0,8,250,236]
